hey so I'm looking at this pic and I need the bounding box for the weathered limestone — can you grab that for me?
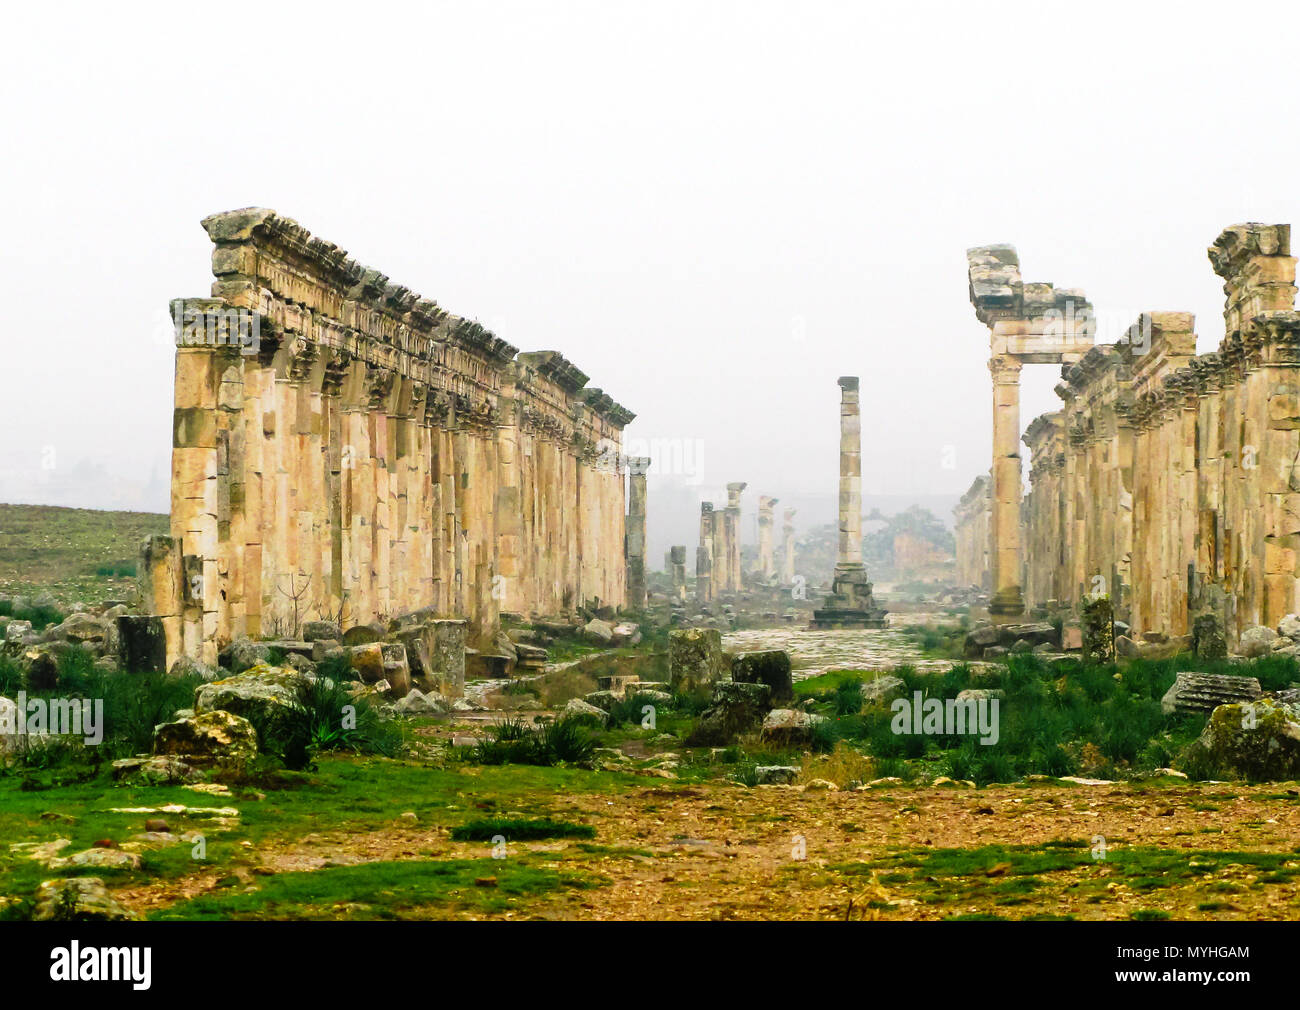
[811,377,887,629]
[953,475,990,590]
[146,209,634,668]
[625,456,650,611]
[669,545,688,601]
[1160,671,1261,716]
[1009,223,1300,647]
[781,507,797,585]
[696,503,715,603]
[968,245,1094,621]
[668,627,727,692]
[756,495,778,579]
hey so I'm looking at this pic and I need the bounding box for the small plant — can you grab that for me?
[833,678,864,716]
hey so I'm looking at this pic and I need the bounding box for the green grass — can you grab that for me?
[824,842,1300,910]
[150,858,602,919]
[450,817,596,842]
[0,753,644,906]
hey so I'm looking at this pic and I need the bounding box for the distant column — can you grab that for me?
[757,495,778,579]
[725,481,747,592]
[625,456,650,610]
[670,545,687,600]
[696,503,715,603]
[782,507,797,585]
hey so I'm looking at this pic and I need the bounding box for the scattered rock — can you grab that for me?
[1184,698,1300,780]
[33,877,140,921]
[582,619,615,645]
[563,698,610,724]
[860,675,906,707]
[668,628,726,693]
[153,710,259,767]
[687,681,772,746]
[1238,625,1278,658]
[761,708,826,747]
[730,650,794,702]
[302,620,342,643]
[217,637,272,674]
[393,688,450,716]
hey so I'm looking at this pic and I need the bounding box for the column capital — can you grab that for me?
[989,354,1023,384]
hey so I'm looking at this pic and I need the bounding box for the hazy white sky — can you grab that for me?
[4,1,1299,562]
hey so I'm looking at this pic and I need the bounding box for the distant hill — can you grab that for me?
[0,503,168,607]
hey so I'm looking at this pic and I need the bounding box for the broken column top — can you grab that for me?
[967,243,1092,328]
[1208,223,1291,280]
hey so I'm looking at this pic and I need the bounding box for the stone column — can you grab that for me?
[811,376,886,628]
[711,505,727,593]
[670,545,687,600]
[781,507,797,585]
[838,377,863,566]
[696,502,715,603]
[625,456,650,610]
[989,354,1025,621]
[757,495,778,579]
[725,482,747,593]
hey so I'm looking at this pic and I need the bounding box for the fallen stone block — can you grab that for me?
[1160,672,1261,716]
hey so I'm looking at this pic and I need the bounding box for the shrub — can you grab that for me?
[606,691,663,729]
[833,679,863,716]
[247,676,402,770]
[469,716,596,768]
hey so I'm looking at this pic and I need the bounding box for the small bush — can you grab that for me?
[468,716,596,768]
[248,676,402,770]
[833,679,863,716]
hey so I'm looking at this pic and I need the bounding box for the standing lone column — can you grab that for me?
[757,495,778,579]
[989,354,1025,621]
[624,456,650,611]
[696,503,715,603]
[811,377,887,628]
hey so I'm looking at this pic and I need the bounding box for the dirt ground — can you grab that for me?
[113,779,1300,921]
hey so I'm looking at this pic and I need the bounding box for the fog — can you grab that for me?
[5,1,1299,566]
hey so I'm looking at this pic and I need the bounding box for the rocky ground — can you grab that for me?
[39,765,1300,922]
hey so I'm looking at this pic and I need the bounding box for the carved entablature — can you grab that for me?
[321,348,351,395]
[1256,311,1300,366]
[424,390,451,427]
[1188,353,1222,395]
[186,208,634,440]
[1218,333,1245,386]
[285,337,319,384]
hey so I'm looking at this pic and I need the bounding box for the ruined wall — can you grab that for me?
[1017,223,1300,643]
[147,208,633,665]
[953,474,991,590]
